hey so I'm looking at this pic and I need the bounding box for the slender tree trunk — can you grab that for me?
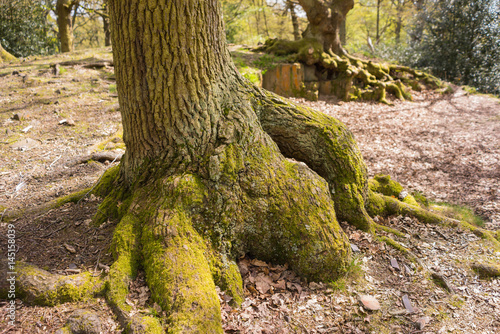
[103,17,111,46]
[261,0,270,37]
[102,2,111,48]
[340,18,347,45]
[298,0,354,55]
[376,0,382,44]
[287,0,301,41]
[56,0,74,52]
[395,15,402,45]
[253,0,262,36]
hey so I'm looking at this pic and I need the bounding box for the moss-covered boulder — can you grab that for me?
[258,38,445,103]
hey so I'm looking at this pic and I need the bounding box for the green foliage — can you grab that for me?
[345,0,416,57]
[73,0,107,50]
[405,0,500,95]
[0,0,59,57]
[221,0,305,45]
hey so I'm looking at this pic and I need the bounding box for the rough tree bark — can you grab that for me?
[298,0,354,55]
[56,0,76,52]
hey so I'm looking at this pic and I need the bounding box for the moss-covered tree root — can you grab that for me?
[251,89,374,232]
[89,130,353,332]
[366,175,500,250]
[0,262,104,304]
[258,38,445,103]
[6,77,494,333]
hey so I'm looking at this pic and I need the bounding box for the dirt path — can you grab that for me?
[0,53,499,333]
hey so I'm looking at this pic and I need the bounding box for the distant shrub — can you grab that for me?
[0,0,59,57]
[405,0,500,95]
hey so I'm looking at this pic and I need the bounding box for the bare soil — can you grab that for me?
[0,49,499,333]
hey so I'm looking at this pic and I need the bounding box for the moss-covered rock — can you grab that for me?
[258,37,443,103]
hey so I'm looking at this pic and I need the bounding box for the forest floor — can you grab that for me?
[0,47,499,333]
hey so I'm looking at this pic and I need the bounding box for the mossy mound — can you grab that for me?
[258,38,446,103]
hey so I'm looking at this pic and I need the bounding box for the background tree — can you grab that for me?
[286,0,301,41]
[298,0,354,55]
[0,0,59,57]
[56,0,79,52]
[221,0,304,44]
[406,0,500,94]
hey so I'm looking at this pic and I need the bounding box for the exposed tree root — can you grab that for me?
[251,88,374,232]
[1,187,92,223]
[0,262,104,304]
[257,38,445,103]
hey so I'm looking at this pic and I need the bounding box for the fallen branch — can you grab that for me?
[66,151,123,166]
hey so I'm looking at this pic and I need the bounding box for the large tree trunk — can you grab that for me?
[298,0,354,55]
[56,0,75,52]
[104,0,371,331]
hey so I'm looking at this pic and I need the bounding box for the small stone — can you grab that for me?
[399,190,408,200]
[350,243,360,252]
[12,112,28,121]
[402,294,414,313]
[390,258,400,271]
[68,263,78,269]
[63,243,76,254]
[404,264,413,276]
[59,119,75,126]
[415,316,431,330]
[10,138,41,150]
[21,125,33,133]
[360,295,380,311]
